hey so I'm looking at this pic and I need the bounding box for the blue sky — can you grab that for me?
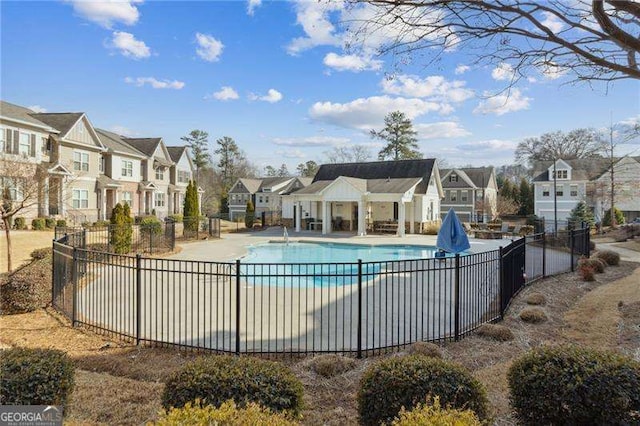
[2,0,639,171]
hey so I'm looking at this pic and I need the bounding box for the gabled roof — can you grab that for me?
[532,158,611,182]
[367,177,422,193]
[441,167,494,189]
[231,178,262,194]
[96,129,146,158]
[281,177,313,195]
[30,112,84,136]
[0,101,58,131]
[258,177,292,191]
[123,137,162,156]
[166,146,187,162]
[313,159,436,183]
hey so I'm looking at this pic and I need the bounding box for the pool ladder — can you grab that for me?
[283,226,289,245]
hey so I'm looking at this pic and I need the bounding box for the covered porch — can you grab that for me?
[43,163,73,217]
[97,175,122,220]
[138,181,158,216]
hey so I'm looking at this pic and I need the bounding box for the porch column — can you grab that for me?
[397,201,406,237]
[102,189,107,220]
[198,192,202,215]
[42,177,49,216]
[167,190,173,215]
[295,202,302,232]
[357,200,365,236]
[59,179,66,216]
[409,200,415,234]
[140,192,146,216]
[322,201,330,235]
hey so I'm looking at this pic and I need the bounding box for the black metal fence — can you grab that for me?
[54,217,221,255]
[52,226,590,357]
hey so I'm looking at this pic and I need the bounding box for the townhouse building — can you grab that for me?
[439,167,498,223]
[167,146,202,216]
[227,177,300,221]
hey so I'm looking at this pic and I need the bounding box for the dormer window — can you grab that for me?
[449,174,458,182]
[552,169,568,180]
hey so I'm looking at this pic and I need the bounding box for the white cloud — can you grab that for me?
[286,0,343,55]
[456,139,518,152]
[66,0,142,28]
[491,62,515,81]
[381,75,474,106]
[538,62,568,80]
[209,86,239,101]
[109,31,151,59]
[110,125,137,137]
[249,89,283,103]
[124,76,185,90]
[473,89,532,116]
[247,0,261,16]
[415,122,471,140]
[454,65,470,75]
[323,52,382,72]
[27,105,47,113]
[276,149,306,159]
[195,33,224,62]
[540,11,564,33]
[309,95,442,130]
[272,136,351,147]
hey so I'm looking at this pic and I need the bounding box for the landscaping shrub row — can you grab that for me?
[0,248,52,314]
[7,217,65,230]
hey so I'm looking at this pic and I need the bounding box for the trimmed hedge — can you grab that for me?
[357,355,489,426]
[140,216,162,236]
[56,219,67,227]
[162,356,304,417]
[45,217,56,229]
[1,251,52,314]
[508,345,640,425]
[0,348,75,408]
[13,217,26,230]
[31,218,46,231]
[157,400,299,425]
[578,257,606,273]
[391,397,481,426]
[168,214,183,223]
[594,250,621,266]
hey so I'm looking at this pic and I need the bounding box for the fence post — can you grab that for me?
[357,259,363,359]
[570,229,575,272]
[71,247,78,326]
[542,233,547,278]
[498,246,504,318]
[82,228,87,249]
[586,226,591,258]
[171,221,176,250]
[235,259,241,355]
[136,254,142,345]
[51,239,56,307]
[454,253,460,341]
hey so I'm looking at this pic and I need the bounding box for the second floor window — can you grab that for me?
[155,167,164,180]
[178,170,190,183]
[552,169,568,179]
[74,151,89,171]
[556,187,564,197]
[570,185,578,197]
[99,157,104,173]
[122,160,133,177]
[450,191,457,202]
[542,186,550,197]
[19,133,31,156]
[72,189,89,209]
[0,129,5,152]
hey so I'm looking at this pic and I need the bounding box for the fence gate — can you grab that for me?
[500,238,526,313]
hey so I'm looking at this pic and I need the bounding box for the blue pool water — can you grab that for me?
[240,242,456,287]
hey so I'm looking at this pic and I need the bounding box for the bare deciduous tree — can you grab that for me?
[324,145,373,163]
[515,129,607,166]
[347,0,639,85]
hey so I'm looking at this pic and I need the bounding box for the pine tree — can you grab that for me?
[371,111,422,160]
[245,199,255,229]
[180,130,211,183]
[183,180,200,232]
[109,203,132,254]
[518,178,534,216]
[569,201,595,227]
[603,207,625,227]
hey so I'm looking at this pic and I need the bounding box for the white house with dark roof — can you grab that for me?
[228,176,301,221]
[166,146,200,215]
[439,167,498,223]
[283,159,443,236]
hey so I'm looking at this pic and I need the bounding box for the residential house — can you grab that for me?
[166,146,201,215]
[592,156,640,222]
[283,159,443,236]
[227,177,303,221]
[439,167,498,223]
[122,137,174,218]
[95,129,147,219]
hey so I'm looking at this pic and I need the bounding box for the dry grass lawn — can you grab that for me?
[0,230,54,273]
[613,240,640,253]
[1,263,638,425]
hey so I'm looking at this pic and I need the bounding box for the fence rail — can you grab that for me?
[51,226,590,357]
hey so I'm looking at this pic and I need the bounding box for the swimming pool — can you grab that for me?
[241,242,461,287]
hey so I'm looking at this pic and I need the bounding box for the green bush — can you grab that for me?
[183,180,199,232]
[392,397,481,426]
[0,252,52,314]
[168,214,183,223]
[109,203,132,254]
[157,400,299,426]
[245,200,255,229]
[594,249,621,266]
[45,217,56,229]
[0,348,75,408]
[13,217,26,230]
[508,345,640,425]
[56,219,67,227]
[140,216,162,236]
[31,218,46,231]
[603,207,625,226]
[357,355,489,426]
[93,220,110,228]
[162,356,304,417]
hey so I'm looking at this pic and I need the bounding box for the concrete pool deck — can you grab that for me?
[170,227,512,262]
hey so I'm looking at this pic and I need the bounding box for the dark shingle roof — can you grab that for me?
[258,177,292,191]
[532,158,611,182]
[367,178,422,193]
[166,146,187,162]
[441,167,494,189]
[123,137,162,156]
[96,129,146,157]
[0,101,57,130]
[314,159,435,182]
[30,112,84,136]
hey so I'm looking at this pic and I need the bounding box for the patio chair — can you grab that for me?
[333,216,343,231]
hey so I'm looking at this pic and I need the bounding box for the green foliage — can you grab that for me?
[56,219,66,227]
[157,400,299,426]
[13,217,26,230]
[372,111,422,161]
[180,130,211,180]
[357,355,489,426]
[569,201,595,227]
[162,356,304,416]
[0,251,52,314]
[0,348,75,408]
[392,397,482,426]
[296,160,318,177]
[31,218,46,230]
[508,345,640,425]
[245,200,255,228]
[168,214,183,223]
[594,249,621,266]
[517,178,534,216]
[93,220,110,228]
[603,207,625,226]
[109,203,132,254]
[140,216,162,236]
[183,181,200,232]
[44,217,56,229]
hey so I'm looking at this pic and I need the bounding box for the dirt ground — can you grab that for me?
[0,230,55,274]
[0,262,638,425]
